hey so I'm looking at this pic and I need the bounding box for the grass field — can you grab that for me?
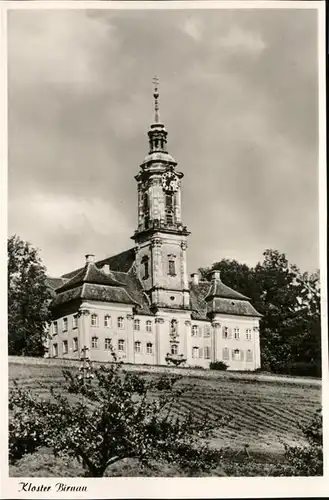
[9,358,322,477]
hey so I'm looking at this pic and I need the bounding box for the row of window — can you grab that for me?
[53,340,253,363]
[191,325,211,337]
[52,338,154,356]
[52,338,78,356]
[53,314,127,334]
[222,327,253,341]
[142,255,176,279]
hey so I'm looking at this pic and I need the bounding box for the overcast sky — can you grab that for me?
[8,8,319,278]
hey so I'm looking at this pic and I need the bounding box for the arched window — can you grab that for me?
[246,349,253,362]
[165,194,174,225]
[146,320,152,332]
[63,317,68,332]
[104,315,112,328]
[134,319,140,331]
[104,338,111,350]
[53,321,58,335]
[146,342,153,354]
[192,346,199,359]
[142,257,149,280]
[233,349,241,361]
[117,317,124,329]
[222,347,229,360]
[118,339,125,352]
[222,327,228,339]
[204,346,211,359]
[73,315,78,329]
[91,314,98,327]
[171,344,178,355]
[168,259,176,276]
[192,325,198,337]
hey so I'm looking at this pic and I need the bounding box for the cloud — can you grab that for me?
[9,192,133,276]
[182,17,203,42]
[7,9,319,276]
[217,25,266,55]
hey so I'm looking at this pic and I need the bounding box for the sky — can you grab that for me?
[7,7,319,278]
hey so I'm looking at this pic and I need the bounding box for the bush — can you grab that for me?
[284,408,323,476]
[209,361,228,371]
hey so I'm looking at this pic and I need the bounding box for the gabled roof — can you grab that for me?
[62,248,136,280]
[56,262,125,293]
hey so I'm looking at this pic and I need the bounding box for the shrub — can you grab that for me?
[9,358,226,477]
[209,361,229,371]
[284,408,323,476]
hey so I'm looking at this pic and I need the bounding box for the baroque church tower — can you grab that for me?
[132,78,190,311]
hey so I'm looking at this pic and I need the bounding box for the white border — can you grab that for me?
[0,1,327,498]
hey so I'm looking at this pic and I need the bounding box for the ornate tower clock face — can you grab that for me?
[162,171,179,192]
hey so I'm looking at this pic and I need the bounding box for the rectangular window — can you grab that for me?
[222,327,228,339]
[91,336,98,349]
[192,346,199,359]
[204,346,211,359]
[134,341,141,353]
[146,320,152,332]
[52,343,58,357]
[118,339,125,352]
[117,317,124,329]
[204,325,211,337]
[73,337,78,351]
[73,314,78,329]
[146,342,153,354]
[63,317,68,332]
[91,314,98,327]
[134,319,140,331]
[53,321,58,335]
[104,315,112,328]
[62,340,68,354]
[246,349,253,362]
[168,259,176,276]
[222,347,229,360]
[104,338,112,350]
[246,329,252,341]
[234,328,240,340]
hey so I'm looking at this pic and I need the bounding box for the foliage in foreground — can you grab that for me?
[8,235,51,356]
[284,408,323,476]
[209,361,229,371]
[9,358,226,477]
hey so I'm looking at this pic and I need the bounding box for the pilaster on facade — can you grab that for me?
[184,319,192,363]
[155,316,164,364]
[211,321,221,362]
[126,313,134,364]
[78,308,91,359]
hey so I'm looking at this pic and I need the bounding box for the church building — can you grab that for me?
[47,81,261,371]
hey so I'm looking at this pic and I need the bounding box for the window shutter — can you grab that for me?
[241,350,244,361]
[228,328,232,339]
[199,347,203,358]
[232,348,235,359]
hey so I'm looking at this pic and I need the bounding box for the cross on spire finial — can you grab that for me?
[152,76,160,123]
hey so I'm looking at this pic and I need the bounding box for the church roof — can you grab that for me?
[56,262,125,293]
[62,248,135,279]
[189,280,261,319]
[49,253,152,315]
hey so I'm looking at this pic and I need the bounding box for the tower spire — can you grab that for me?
[152,76,160,124]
